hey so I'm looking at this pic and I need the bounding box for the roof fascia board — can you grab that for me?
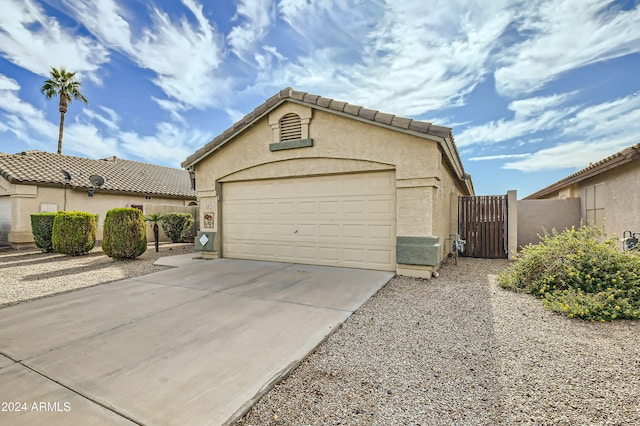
[525,151,638,199]
[5,180,195,199]
[184,97,471,191]
[183,99,288,168]
[291,99,469,187]
[285,99,445,144]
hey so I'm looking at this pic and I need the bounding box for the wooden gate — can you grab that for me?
[458,195,507,258]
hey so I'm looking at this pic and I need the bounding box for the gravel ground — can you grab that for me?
[237,257,640,426]
[0,243,195,308]
[2,249,638,424]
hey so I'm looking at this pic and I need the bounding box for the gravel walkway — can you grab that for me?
[0,243,195,308]
[2,249,638,424]
[237,257,640,425]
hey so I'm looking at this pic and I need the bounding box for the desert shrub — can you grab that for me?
[160,213,194,243]
[51,211,96,256]
[498,225,640,321]
[102,208,147,260]
[31,212,59,252]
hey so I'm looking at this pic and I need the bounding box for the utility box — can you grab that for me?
[195,231,215,252]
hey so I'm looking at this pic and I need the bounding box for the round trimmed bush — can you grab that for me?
[31,212,59,252]
[51,211,96,256]
[102,208,147,260]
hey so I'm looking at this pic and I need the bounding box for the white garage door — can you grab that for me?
[222,171,396,271]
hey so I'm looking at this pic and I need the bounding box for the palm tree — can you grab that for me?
[145,213,165,252]
[41,67,88,155]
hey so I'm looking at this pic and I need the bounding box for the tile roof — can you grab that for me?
[0,150,196,199]
[182,87,460,168]
[525,143,640,199]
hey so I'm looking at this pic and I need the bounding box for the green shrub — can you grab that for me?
[102,208,147,260]
[31,212,59,252]
[160,213,194,243]
[498,225,640,321]
[51,211,96,256]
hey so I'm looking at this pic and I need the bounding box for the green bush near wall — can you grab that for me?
[498,225,640,321]
[31,212,59,252]
[161,213,194,243]
[51,211,97,256]
[102,208,147,260]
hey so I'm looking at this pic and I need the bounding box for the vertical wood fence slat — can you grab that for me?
[458,195,507,258]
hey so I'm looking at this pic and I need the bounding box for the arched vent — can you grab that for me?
[279,113,302,141]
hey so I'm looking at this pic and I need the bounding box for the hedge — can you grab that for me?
[31,212,59,252]
[51,211,96,256]
[102,208,147,260]
[160,213,194,243]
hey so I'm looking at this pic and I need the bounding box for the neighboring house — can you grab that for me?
[0,150,197,248]
[182,87,474,278]
[525,143,640,240]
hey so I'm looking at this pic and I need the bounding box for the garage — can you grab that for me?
[183,87,474,278]
[222,171,396,271]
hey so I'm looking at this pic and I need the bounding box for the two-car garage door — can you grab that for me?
[222,171,396,271]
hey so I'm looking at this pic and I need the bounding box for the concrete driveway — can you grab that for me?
[0,258,393,425]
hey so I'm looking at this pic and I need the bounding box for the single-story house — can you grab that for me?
[182,87,474,278]
[525,143,640,240]
[0,150,197,248]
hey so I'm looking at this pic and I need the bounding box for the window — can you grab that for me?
[279,113,302,141]
[585,183,605,229]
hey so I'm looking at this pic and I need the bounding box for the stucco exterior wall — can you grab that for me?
[532,160,639,240]
[2,178,194,247]
[517,198,581,247]
[193,104,467,276]
[576,161,639,239]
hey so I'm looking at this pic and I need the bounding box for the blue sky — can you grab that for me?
[1,0,639,197]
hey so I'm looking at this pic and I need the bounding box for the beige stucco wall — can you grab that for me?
[577,161,639,239]
[533,160,639,240]
[192,103,468,274]
[517,198,581,247]
[0,175,195,247]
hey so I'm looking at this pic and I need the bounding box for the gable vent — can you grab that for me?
[279,113,302,141]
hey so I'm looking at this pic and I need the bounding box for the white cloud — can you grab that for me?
[118,123,211,167]
[468,153,532,161]
[0,72,209,165]
[457,93,577,146]
[228,0,276,64]
[0,74,56,143]
[461,90,640,172]
[81,108,119,131]
[503,140,631,172]
[60,0,133,51]
[562,92,640,140]
[64,123,121,158]
[61,0,229,110]
[0,77,118,155]
[501,93,640,172]
[269,0,514,115]
[0,0,109,81]
[152,97,190,124]
[0,75,20,91]
[495,0,640,96]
